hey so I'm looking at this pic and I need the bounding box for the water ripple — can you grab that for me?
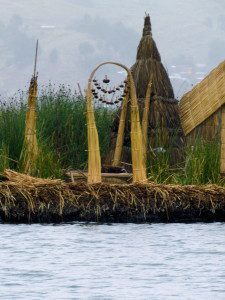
[0,223,225,299]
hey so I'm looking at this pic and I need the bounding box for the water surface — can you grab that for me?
[0,223,225,299]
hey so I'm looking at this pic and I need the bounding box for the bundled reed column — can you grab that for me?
[86,79,102,184]
[142,80,152,162]
[20,75,38,175]
[86,61,147,183]
[112,89,129,167]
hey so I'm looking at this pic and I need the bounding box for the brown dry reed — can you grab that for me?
[20,75,38,175]
[1,170,225,223]
[86,61,147,184]
[112,89,129,167]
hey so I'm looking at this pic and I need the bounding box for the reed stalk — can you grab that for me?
[112,89,129,167]
[142,80,152,163]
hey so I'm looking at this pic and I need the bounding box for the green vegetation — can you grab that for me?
[148,138,222,185]
[0,85,223,185]
[0,84,115,178]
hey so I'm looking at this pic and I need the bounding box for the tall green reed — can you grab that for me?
[0,84,115,177]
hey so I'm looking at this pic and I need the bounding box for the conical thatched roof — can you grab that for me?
[106,14,183,168]
[131,14,174,99]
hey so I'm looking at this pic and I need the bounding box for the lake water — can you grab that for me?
[0,223,225,300]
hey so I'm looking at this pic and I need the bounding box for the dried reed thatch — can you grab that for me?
[107,14,183,167]
[1,170,225,223]
[87,62,146,183]
[131,14,174,99]
[20,74,38,175]
[179,60,225,136]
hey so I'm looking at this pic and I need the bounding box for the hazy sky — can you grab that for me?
[0,0,225,98]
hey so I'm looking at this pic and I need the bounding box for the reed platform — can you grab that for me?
[0,170,225,224]
[66,171,132,184]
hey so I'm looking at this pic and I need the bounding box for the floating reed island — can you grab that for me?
[1,170,225,224]
[1,14,225,224]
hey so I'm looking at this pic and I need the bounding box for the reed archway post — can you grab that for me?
[86,61,147,184]
[112,85,129,167]
[142,79,153,162]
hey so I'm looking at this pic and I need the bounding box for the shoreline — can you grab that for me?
[1,171,225,224]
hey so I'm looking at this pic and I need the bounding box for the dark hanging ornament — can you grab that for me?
[116,87,120,91]
[91,89,95,93]
[118,97,123,101]
[94,83,99,87]
[115,100,119,104]
[99,98,103,102]
[97,86,101,90]
[93,79,97,83]
[119,84,124,88]
[103,75,110,84]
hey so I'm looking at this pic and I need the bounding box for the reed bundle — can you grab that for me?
[179,60,225,136]
[112,89,129,167]
[20,75,38,175]
[1,170,225,223]
[86,61,146,183]
[86,83,102,184]
[142,80,152,161]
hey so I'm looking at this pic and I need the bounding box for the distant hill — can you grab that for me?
[0,0,224,97]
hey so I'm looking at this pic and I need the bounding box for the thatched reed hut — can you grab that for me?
[179,60,225,174]
[107,14,183,167]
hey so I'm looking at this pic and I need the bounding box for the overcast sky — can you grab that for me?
[0,0,225,98]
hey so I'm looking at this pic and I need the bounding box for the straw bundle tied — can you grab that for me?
[129,72,147,182]
[112,88,129,167]
[86,85,102,184]
[20,75,38,175]
[142,79,152,161]
[179,60,225,136]
[86,61,146,183]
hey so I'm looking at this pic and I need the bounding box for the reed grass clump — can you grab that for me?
[0,84,223,185]
[0,84,115,177]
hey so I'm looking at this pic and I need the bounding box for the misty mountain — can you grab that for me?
[0,0,224,97]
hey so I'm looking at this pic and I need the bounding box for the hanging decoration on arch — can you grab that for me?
[90,75,130,107]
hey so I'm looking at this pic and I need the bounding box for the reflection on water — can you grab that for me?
[0,223,225,299]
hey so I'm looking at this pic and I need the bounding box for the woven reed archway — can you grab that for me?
[86,61,147,184]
